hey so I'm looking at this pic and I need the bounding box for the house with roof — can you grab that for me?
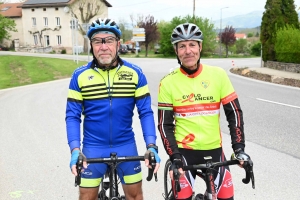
[0,3,24,48]
[0,0,112,53]
[235,33,247,40]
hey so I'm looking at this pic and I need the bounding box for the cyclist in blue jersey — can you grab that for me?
[66,18,160,200]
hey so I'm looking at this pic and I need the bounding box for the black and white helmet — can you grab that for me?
[171,23,203,44]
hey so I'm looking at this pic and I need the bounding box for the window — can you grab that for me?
[44,17,48,26]
[43,8,46,11]
[32,17,36,26]
[57,35,61,45]
[55,17,60,26]
[31,8,35,12]
[55,7,58,11]
[33,35,38,45]
[44,35,50,46]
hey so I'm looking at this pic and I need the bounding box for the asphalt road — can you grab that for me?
[0,52,300,199]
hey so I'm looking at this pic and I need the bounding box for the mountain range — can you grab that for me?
[213,10,300,29]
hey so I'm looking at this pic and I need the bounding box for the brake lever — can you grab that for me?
[242,160,255,189]
[231,153,255,189]
[75,154,83,187]
[173,168,181,193]
[146,152,158,181]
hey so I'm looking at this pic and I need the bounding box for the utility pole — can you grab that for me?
[193,0,196,23]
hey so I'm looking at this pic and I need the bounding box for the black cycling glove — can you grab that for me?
[234,148,251,161]
[169,154,183,171]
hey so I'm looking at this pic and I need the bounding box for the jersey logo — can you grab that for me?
[181,93,195,103]
[88,75,94,80]
[201,80,210,89]
[117,71,133,81]
[177,133,195,149]
[181,93,214,102]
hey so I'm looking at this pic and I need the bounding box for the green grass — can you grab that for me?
[0,55,86,89]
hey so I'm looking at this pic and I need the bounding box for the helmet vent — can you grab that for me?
[195,31,202,36]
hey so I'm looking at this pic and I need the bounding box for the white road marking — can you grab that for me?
[256,98,300,109]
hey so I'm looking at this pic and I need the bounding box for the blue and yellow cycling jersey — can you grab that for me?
[66,58,156,151]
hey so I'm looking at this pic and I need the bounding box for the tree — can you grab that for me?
[0,14,17,43]
[137,15,159,57]
[158,15,217,57]
[117,19,132,43]
[69,0,105,52]
[235,38,247,54]
[220,26,236,58]
[251,42,262,56]
[261,0,299,62]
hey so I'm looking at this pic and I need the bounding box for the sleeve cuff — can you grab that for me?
[69,140,81,152]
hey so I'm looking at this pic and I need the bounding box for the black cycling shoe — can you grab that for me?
[195,193,204,200]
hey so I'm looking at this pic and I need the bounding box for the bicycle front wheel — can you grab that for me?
[164,159,173,200]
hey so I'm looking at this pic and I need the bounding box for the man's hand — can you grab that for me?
[169,158,184,180]
[70,149,87,176]
[234,148,251,167]
[144,147,160,174]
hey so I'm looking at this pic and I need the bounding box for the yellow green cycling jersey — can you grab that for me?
[158,64,244,153]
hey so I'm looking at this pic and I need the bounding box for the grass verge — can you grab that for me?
[0,55,86,89]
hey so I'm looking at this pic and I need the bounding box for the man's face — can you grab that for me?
[175,40,202,70]
[91,33,120,66]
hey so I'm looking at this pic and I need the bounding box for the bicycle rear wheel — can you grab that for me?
[164,159,174,200]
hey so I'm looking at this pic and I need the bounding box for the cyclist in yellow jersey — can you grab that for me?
[157,23,251,200]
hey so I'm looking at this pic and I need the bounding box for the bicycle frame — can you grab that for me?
[75,152,157,200]
[164,154,255,200]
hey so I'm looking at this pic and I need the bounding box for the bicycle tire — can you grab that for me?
[164,159,174,200]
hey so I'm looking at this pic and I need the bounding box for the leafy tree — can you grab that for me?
[261,0,299,62]
[275,25,300,63]
[158,15,217,57]
[70,0,105,52]
[235,38,247,54]
[247,33,254,37]
[220,26,236,58]
[138,15,159,57]
[0,14,17,43]
[251,42,262,56]
[118,19,132,43]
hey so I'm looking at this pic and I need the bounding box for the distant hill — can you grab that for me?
[213,10,300,29]
[213,11,264,29]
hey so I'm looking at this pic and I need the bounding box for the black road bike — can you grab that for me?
[163,153,255,200]
[75,152,158,200]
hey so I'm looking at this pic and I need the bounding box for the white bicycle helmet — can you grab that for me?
[171,23,203,44]
[87,18,121,40]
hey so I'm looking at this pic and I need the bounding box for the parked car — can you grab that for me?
[118,44,128,54]
[0,45,9,51]
[126,44,135,53]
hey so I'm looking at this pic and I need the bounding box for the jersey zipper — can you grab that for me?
[94,65,121,148]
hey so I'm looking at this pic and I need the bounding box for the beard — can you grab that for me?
[97,54,113,65]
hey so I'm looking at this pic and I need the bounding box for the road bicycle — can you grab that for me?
[75,152,158,200]
[163,153,255,200]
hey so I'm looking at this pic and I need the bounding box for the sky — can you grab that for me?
[107,0,300,23]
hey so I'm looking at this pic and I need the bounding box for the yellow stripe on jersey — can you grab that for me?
[68,89,83,101]
[135,84,150,99]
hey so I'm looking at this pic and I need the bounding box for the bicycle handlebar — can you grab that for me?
[181,157,255,189]
[75,152,157,187]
